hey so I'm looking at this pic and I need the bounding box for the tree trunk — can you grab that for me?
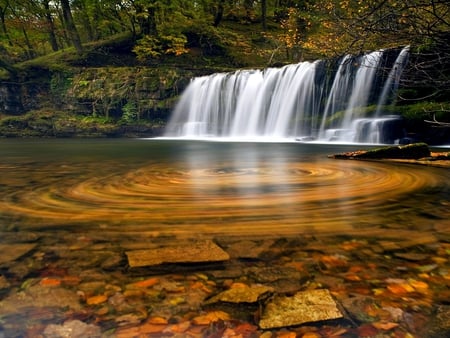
[261,0,267,31]
[213,0,225,27]
[0,5,12,46]
[42,0,59,51]
[22,27,36,59]
[60,0,83,53]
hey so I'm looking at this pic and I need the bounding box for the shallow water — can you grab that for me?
[0,139,449,336]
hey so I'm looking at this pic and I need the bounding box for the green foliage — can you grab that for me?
[50,72,73,98]
[133,33,188,60]
[121,101,139,124]
[397,102,450,122]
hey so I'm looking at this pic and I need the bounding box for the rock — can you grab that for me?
[0,243,37,265]
[0,275,10,290]
[223,240,275,259]
[259,289,344,329]
[246,266,308,283]
[43,320,101,338]
[330,143,431,160]
[341,296,379,322]
[0,282,82,315]
[206,284,274,304]
[420,305,450,338]
[126,240,229,267]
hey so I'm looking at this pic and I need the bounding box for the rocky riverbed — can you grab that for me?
[0,225,449,338]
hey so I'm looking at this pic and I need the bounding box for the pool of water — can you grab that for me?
[1,139,448,236]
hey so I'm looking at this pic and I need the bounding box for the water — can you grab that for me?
[1,139,448,235]
[0,139,449,336]
[165,47,410,143]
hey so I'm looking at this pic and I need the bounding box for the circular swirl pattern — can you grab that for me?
[1,156,447,236]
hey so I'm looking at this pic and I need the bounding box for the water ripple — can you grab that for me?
[0,160,447,235]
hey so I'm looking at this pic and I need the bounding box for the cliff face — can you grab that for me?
[0,82,23,115]
[0,65,211,137]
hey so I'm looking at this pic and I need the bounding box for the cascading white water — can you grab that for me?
[165,47,410,143]
[375,46,410,115]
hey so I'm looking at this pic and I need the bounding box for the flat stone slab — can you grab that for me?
[259,289,344,329]
[126,240,230,267]
[0,243,36,265]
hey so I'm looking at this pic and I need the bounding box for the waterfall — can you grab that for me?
[165,47,410,143]
[375,46,410,115]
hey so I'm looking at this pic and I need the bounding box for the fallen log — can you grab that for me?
[329,143,431,160]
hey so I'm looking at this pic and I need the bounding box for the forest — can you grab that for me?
[0,0,449,138]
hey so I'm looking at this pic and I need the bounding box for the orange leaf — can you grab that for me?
[234,323,258,335]
[86,294,108,305]
[148,316,168,324]
[302,333,321,338]
[372,321,399,330]
[230,282,249,289]
[192,311,230,325]
[40,278,61,287]
[345,274,362,281]
[166,321,190,333]
[131,277,159,288]
[139,323,166,334]
[387,283,414,294]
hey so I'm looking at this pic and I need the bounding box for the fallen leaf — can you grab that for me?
[408,279,428,293]
[86,294,108,305]
[147,316,168,324]
[130,277,159,288]
[372,321,399,330]
[40,278,61,287]
[357,324,379,337]
[139,323,166,334]
[302,332,321,338]
[192,311,230,325]
[164,321,190,333]
[230,282,249,289]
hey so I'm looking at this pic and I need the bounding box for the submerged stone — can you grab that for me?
[0,282,82,315]
[259,289,343,329]
[126,240,230,268]
[206,284,274,304]
[0,243,36,265]
[43,320,101,338]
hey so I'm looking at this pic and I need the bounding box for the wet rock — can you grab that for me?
[246,266,309,290]
[206,284,274,304]
[246,266,308,283]
[0,243,36,265]
[126,240,229,267]
[0,275,10,290]
[259,289,343,329]
[394,252,430,261]
[223,240,275,259]
[101,253,126,270]
[43,319,101,338]
[341,295,379,322]
[0,282,81,315]
[420,305,450,338]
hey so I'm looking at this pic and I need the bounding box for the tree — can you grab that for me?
[302,0,450,100]
[60,0,82,53]
[42,0,59,51]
